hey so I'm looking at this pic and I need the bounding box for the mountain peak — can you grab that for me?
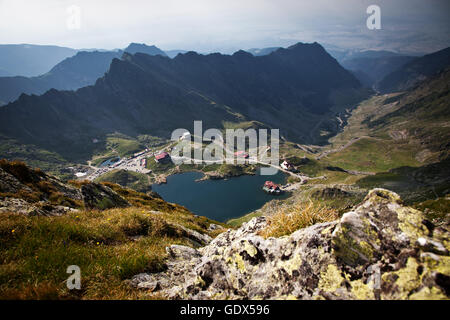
[124,43,167,57]
[232,50,252,57]
[287,42,323,51]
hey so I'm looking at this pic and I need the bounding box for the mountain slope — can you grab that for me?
[0,44,77,77]
[0,42,368,162]
[378,47,450,93]
[317,69,450,204]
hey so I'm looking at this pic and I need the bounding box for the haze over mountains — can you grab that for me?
[0,44,78,77]
[378,47,450,93]
[0,42,366,161]
[0,43,167,105]
[339,52,417,88]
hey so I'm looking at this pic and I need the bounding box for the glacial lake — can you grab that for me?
[152,170,289,222]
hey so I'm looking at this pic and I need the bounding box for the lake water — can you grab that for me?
[152,170,288,222]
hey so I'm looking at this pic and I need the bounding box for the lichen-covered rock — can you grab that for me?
[81,183,130,210]
[0,197,46,216]
[130,189,449,300]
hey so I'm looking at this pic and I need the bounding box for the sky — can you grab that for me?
[0,0,449,54]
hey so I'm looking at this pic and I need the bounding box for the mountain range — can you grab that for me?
[378,47,450,93]
[0,42,367,162]
[0,43,167,105]
[334,47,450,92]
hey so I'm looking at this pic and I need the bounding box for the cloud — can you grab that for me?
[0,0,448,53]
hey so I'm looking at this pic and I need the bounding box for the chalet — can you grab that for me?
[263,181,282,195]
[281,160,295,171]
[155,152,171,163]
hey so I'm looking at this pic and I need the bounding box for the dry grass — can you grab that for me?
[259,200,338,238]
[0,160,230,299]
[0,204,225,300]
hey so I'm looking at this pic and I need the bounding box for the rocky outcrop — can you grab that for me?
[173,223,213,246]
[0,168,33,194]
[81,183,130,210]
[0,197,79,216]
[130,189,450,300]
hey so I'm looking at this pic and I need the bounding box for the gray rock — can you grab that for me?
[130,189,450,300]
[172,224,212,245]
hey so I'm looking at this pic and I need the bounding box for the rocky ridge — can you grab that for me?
[0,160,131,215]
[131,189,450,300]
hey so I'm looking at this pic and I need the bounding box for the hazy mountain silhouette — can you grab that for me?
[124,43,167,57]
[0,44,167,104]
[0,44,77,77]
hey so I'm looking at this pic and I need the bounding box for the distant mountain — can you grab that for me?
[124,43,167,57]
[343,50,404,60]
[378,47,450,93]
[0,42,367,162]
[0,44,77,77]
[0,51,122,104]
[328,50,419,88]
[341,55,416,88]
[245,47,281,56]
[165,50,188,58]
[0,43,168,104]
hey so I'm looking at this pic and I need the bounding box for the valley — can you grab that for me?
[0,38,449,301]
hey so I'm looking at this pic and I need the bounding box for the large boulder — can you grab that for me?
[130,189,449,300]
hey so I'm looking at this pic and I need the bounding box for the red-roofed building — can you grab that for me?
[155,152,171,163]
[263,181,282,194]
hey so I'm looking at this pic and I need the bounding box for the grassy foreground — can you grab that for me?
[0,206,225,299]
[0,167,227,300]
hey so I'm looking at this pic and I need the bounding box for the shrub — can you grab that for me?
[259,200,338,238]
